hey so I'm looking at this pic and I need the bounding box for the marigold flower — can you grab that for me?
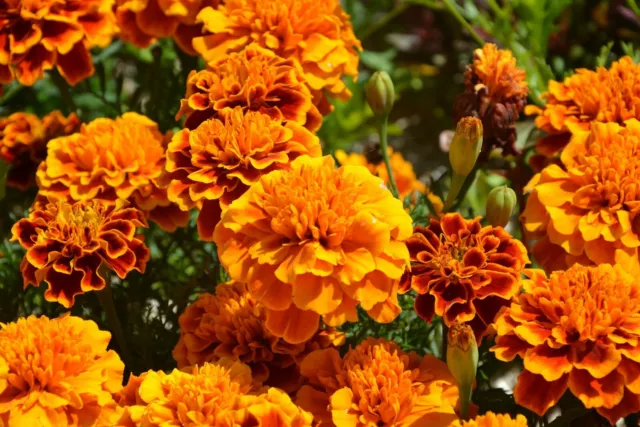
[0,315,124,426]
[491,264,640,424]
[36,112,189,232]
[296,338,459,426]
[0,111,80,189]
[115,0,218,55]
[400,212,529,340]
[172,280,345,393]
[335,147,444,213]
[0,0,117,86]
[116,359,313,426]
[521,119,640,274]
[176,45,322,131]
[450,412,528,427]
[163,107,321,240]
[525,56,640,164]
[11,199,150,308]
[214,155,413,344]
[453,44,528,158]
[192,0,362,114]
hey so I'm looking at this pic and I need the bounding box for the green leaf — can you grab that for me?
[359,50,397,73]
[595,42,614,67]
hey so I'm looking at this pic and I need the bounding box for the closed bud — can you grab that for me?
[486,185,517,227]
[365,71,395,116]
[446,322,478,419]
[449,117,483,177]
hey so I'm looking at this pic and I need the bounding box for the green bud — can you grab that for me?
[486,185,517,227]
[449,117,483,178]
[446,323,478,420]
[365,71,395,116]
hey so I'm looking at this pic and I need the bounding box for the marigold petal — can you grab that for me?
[514,370,568,416]
[266,306,320,344]
[568,368,625,409]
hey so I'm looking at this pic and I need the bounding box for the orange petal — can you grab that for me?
[567,368,625,409]
[265,305,320,344]
[514,370,568,416]
[573,342,622,379]
[523,345,573,382]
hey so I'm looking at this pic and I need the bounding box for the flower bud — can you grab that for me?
[449,117,483,177]
[446,322,478,420]
[486,185,517,227]
[365,71,395,116]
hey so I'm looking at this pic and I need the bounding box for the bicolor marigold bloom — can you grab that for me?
[115,0,218,55]
[0,315,124,426]
[192,0,362,114]
[176,45,322,131]
[172,280,345,394]
[522,119,640,274]
[0,111,80,189]
[491,264,640,424]
[116,359,313,426]
[36,113,189,232]
[450,412,528,427]
[0,0,117,86]
[525,56,640,164]
[296,338,460,426]
[11,199,150,308]
[400,213,529,340]
[453,44,528,158]
[163,107,321,240]
[214,155,413,344]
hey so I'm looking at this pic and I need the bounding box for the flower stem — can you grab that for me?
[96,275,133,370]
[51,70,77,114]
[379,115,400,199]
[441,0,485,46]
[444,172,465,212]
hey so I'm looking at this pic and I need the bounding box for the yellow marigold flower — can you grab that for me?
[521,119,640,274]
[172,280,345,394]
[0,111,80,190]
[192,0,362,114]
[0,0,117,86]
[449,412,528,427]
[334,147,444,213]
[491,264,640,424]
[399,212,529,340]
[116,359,313,426]
[176,45,322,131]
[0,315,124,426]
[11,199,150,308]
[214,155,413,344]
[36,112,189,232]
[115,0,218,55]
[163,107,321,241]
[296,338,460,426]
[453,44,528,158]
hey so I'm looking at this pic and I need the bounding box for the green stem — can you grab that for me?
[628,0,640,17]
[360,3,410,41]
[441,323,448,361]
[379,115,400,199]
[459,383,472,420]
[51,71,77,114]
[441,0,485,46]
[450,166,479,212]
[96,276,133,370]
[444,173,465,212]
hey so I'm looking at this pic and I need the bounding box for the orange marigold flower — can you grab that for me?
[214,155,413,344]
[521,119,640,274]
[176,45,322,131]
[525,56,640,164]
[36,112,189,232]
[453,43,528,158]
[296,338,460,426]
[163,107,321,240]
[0,110,80,190]
[11,199,150,308]
[0,314,125,426]
[491,264,640,424]
[192,0,362,114]
[450,412,528,427]
[172,280,345,394]
[0,0,117,86]
[115,0,219,55]
[116,359,313,426]
[400,212,529,340]
[335,147,444,213]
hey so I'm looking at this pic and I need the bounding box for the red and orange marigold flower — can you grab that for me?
[11,199,150,308]
[214,155,413,344]
[36,112,189,232]
[176,45,323,131]
[400,212,529,340]
[522,119,640,274]
[0,314,124,426]
[0,110,80,189]
[163,107,321,240]
[192,0,362,114]
[491,264,640,424]
[0,0,117,86]
[449,412,528,427]
[295,338,460,426]
[172,280,345,394]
